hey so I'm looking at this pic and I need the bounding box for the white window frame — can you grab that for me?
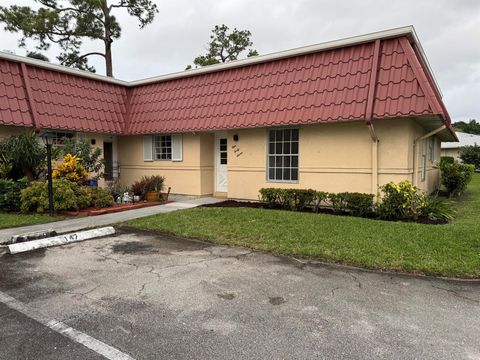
[50,131,74,146]
[154,134,172,161]
[266,128,299,183]
[421,140,427,182]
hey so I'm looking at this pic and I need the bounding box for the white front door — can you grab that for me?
[215,133,228,193]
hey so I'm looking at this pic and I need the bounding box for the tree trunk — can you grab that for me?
[105,41,113,77]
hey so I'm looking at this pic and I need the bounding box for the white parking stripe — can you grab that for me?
[0,290,135,360]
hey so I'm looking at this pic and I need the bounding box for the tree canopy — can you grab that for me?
[186,24,258,69]
[459,145,480,170]
[453,119,480,135]
[0,0,158,77]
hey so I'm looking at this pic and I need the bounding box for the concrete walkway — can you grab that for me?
[0,197,221,244]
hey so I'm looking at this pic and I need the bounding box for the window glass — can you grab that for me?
[154,135,172,160]
[267,129,299,181]
[219,138,227,165]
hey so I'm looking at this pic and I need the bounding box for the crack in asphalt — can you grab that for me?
[348,272,363,289]
[431,285,480,304]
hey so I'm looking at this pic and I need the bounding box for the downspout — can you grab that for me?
[412,124,446,187]
[365,40,381,195]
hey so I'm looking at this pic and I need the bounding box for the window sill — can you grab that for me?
[266,179,299,184]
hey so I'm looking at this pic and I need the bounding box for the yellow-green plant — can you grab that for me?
[376,180,427,220]
[52,154,88,184]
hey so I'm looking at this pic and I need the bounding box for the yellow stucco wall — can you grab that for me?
[117,133,215,196]
[0,125,31,140]
[2,119,442,199]
[225,118,441,199]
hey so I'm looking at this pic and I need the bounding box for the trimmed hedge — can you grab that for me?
[259,183,454,222]
[259,188,374,217]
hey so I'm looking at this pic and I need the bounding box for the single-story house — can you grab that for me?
[0,26,457,199]
[441,132,480,161]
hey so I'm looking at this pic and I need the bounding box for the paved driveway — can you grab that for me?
[0,228,479,359]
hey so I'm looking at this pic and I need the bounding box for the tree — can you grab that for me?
[26,51,50,62]
[186,24,258,70]
[459,145,480,169]
[453,119,480,135]
[0,0,158,77]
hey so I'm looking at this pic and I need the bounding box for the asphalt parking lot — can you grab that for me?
[0,228,479,359]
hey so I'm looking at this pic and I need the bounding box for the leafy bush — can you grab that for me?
[376,181,427,220]
[90,188,114,208]
[459,145,480,170]
[131,175,165,199]
[420,197,455,222]
[20,179,78,213]
[75,186,93,209]
[0,178,28,212]
[439,160,475,196]
[329,193,348,213]
[341,192,375,217]
[312,191,329,212]
[55,137,104,177]
[53,154,88,184]
[259,188,280,208]
[440,156,455,166]
[0,132,46,180]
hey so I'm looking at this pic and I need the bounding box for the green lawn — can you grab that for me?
[0,213,60,229]
[127,174,480,278]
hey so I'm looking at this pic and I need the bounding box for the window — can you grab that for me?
[267,128,299,181]
[428,137,434,162]
[219,138,227,165]
[421,141,427,182]
[51,132,74,146]
[154,135,172,160]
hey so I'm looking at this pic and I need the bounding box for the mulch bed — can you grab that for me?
[61,201,169,217]
[201,200,446,225]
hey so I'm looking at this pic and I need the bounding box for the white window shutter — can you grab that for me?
[171,134,183,161]
[143,135,153,161]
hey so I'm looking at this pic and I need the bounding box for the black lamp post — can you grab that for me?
[41,132,54,216]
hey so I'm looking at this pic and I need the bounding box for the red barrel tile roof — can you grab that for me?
[0,33,451,135]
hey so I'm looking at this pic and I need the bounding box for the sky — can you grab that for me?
[1,0,479,122]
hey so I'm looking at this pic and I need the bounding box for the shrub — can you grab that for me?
[75,186,93,209]
[329,193,348,213]
[439,161,475,196]
[259,188,280,208]
[341,192,375,217]
[459,145,480,170]
[376,181,427,220]
[53,154,88,184]
[0,131,46,180]
[440,156,455,166]
[284,189,316,211]
[312,191,329,212]
[131,175,165,199]
[55,137,104,177]
[420,197,455,222]
[20,179,78,213]
[0,177,28,212]
[90,188,114,208]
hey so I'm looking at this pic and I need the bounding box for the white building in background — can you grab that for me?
[441,132,480,160]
